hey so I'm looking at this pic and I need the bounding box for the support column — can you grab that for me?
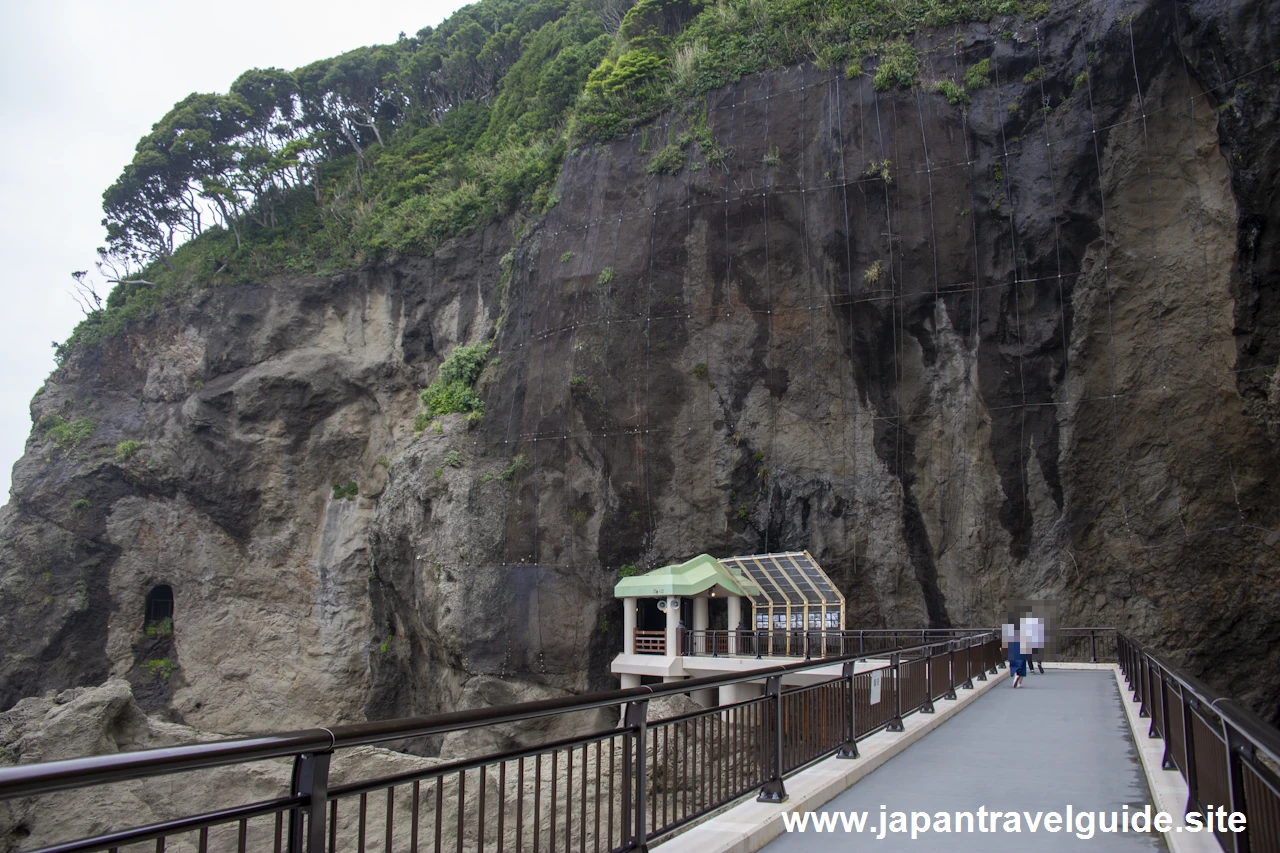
[665,597,680,656]
[623,597,637,655]
[727,596,742,655]
[720,681,763,706]
[690,597,713,706]
[619,672,641,724]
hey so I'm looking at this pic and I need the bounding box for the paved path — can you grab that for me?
[764,669,1165,851]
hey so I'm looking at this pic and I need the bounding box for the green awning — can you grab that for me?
[613,553,756,599]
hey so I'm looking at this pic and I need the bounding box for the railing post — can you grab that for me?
[1138,655,1150,717]
[921,646,935,714]
[1157,672,1176,771]
[944,641,957,700]
[288,751,331,853]
[1149,666,1162,739]
[887,653,905,732]
[1134,655,1146,708]
[757,676,788,802]
[756,629,764,660]
[1221,716,1253,853]
[1089,630,1097,664]
[988,636,999,674]
[804,630,812,661]
[961,639,975,690]
[974,639,988,682]
[1180,684,1200,814]
[623,699,650,852]
[838,661,860,759]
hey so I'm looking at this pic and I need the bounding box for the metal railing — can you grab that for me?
[679,627,995,659]
[1048,627,1118,663]
[1118,633,1280,853]
[0,634,1001,853]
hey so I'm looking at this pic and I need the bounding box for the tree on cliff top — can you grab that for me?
[68,0,1042,361]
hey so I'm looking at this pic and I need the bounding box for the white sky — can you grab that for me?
[0,0,470,501]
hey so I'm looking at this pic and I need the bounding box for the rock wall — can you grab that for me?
[1,0,1278,734]
[0,232,510,729]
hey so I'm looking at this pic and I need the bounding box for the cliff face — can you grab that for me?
[0,234,510,729]
[1,0,1278,732]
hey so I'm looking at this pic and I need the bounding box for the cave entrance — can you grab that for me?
[145,585,174,632]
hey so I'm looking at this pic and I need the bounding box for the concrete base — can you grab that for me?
[655,668,1005,853]
[1114,666,1219,853]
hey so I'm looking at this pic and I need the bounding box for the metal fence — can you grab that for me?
[678,627,994,659]
[1047,627,1118,663]
[0,634,1001,853]
[1117,633,1280,853]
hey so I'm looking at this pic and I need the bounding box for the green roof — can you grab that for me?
[613,554,756,598]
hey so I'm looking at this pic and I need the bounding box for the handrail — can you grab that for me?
[0,634,990,801]
[1119,632,1280,765]
[0,631,1005,853]
[0,730,335,799]
[1116,632,1280,852]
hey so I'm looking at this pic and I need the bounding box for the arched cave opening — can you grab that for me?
[144,585,174,633]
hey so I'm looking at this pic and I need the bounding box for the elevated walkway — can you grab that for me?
[662,665,1237,853]
[1,632,1273,853]
[763,668,1163,852]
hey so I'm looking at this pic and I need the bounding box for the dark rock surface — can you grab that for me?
[1,0,1277,733]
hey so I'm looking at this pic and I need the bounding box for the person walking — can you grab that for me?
[1021,615,1046,674]
[1003,619,1028,687]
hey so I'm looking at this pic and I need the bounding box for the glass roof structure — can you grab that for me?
[720,551,845,630]
[720,551,843,608]
[612,551,844,631]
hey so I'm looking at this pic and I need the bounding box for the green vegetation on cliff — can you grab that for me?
[63,0,1040,360]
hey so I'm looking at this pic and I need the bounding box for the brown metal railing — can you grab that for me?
[681,627,994,659]
[0,633,1001,853]
[1117,632,1280,853]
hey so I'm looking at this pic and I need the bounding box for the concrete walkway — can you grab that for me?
[764,670,1165,852]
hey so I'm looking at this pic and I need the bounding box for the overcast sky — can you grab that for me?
[0,0,470,501]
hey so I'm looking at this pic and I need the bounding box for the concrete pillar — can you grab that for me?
[623,597,637,655]
[693,597,709,633]
[720,681,764,706]
[690,596,713,706]
[619,672,641,723]
[728,596,742,655]
[665,597,680,655]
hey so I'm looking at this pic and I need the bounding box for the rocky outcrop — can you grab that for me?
[0,234,511,729]
[1,0,1278,738]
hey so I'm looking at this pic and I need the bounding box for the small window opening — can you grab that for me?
[145,585,174,635]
